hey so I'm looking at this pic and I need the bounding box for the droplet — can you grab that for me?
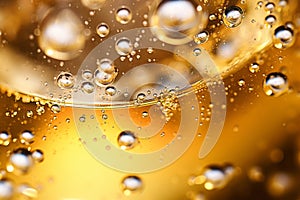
[18,184,38,198]
[194,31,209,44]
[115,37,133,56]
[121,176,142,195]
[223,6,244,28]
[193,48,201,56]
[149,0,208,45]
[7,148,33,175]
[0,179,13,200]
[56,72,75,89]
[31,150,44,163]
[82,70,93,80]
[116,7,132,24]
[105,86,117,96]
[263,72,288,97]
[81,0,105,10]
[20,130,35,145]
[97,59,116,74]
[137,93,146,102]
[50,104,61,114]
[265,2,275,12]
[38,9,85,60]
[249,62,260,73]
[265,15,276,27]
[81,82,95,94]
[142,111,149,118]
[94,70,117,86]
[96,23,110,38]
[117,131,138,150]
[0,132,11,146]
[273,25,295,49]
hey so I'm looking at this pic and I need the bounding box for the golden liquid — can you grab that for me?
[0,0,300,199]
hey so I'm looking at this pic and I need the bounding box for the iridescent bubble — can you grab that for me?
[263,72,288,97]
[223,6,244,28]
[38,9,85,60]
[149,0,207,45]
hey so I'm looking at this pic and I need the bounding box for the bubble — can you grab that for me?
[279,0,288,7]
[7,148,33,175]
[81,82,95,94]
[81,0,105,10]
[238,79,246,87]
[249,62,260,73]
[137,93,146,102]
[265,15,276,27]
[82,70,93,80]
[265,2,275,12]
[117,131,138,150]
[97,58,116,74]
[18,184,38,198]
[121,176,142,195]
[50,104,61,114]
[0,179,13,200]
[248,166,264,182]
[273,25,295,49]
[193,48,202,56]
[194,31,209,44]
[263,72,288,97]
[96,23,110,38]
[0,132,11,146]
[56,72,75,89]
[115,37,133,56]
[223,6,244,28]
[20,130,35,145]
[149,0,207,45]
[31,149,44,163]
[142,111,149,118]
[38,9,85,60]
[115,7,132,24]
[267,173,292,197]
[105,86,117,96]
[94,70,117,86]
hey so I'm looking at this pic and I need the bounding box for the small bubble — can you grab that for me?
[273,25,295,49]
[248,166,265,182]
[238,79,245,87]
[121,176,142,195]
[137,93,146,102]
[18,184,38,198]
[50,104,61,114]
[265,15,277,27]
[31,149,44,163]
[94,69,117,86]
[0,132,11,146]
[81,82,95,94]
[223,6,244,28]
[56,72,75,89]
[7,148,33,175]
[142,111,149,118]
[79,116,86,122]
[26,110,34,118]
[117,131,138,150]
[193,48,202,56]
[105,86,117,96]
[116,7,132,24]
[249,62,260,73]
[0,179,13,199]
[115,37,133,56]
[279,0,288,7]
[96,23,110,38]
[82,70,93,80]
[194,31,209,44]
[265,2,275,12]
[263,72,288,97]
[20,130,35,145]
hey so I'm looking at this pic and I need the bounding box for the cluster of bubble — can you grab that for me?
[0,130,43,199]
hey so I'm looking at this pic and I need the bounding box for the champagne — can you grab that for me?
[0,0,299,199]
